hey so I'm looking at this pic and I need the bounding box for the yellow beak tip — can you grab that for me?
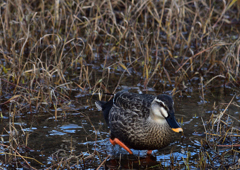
[172,128,183,133]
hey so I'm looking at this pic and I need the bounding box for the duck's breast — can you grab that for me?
[109,106,173,150]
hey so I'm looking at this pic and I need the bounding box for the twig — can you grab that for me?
[217,144,240,147]
[96,155,110,170]
[0,78,38,92]
[204,132,240,137]
[0,144,38,169]
[175,44,228,73]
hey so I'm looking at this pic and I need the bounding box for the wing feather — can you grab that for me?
[112,91,155,119]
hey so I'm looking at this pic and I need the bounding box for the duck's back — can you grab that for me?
[113,91,155,119]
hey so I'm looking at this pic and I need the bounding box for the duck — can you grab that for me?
[95,91,183,154]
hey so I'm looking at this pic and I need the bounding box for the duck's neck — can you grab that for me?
[143,117,173,148]
[146,116,172,133]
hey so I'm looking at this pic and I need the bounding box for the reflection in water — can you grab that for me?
[0,87,239,168]
[105,154,157,169]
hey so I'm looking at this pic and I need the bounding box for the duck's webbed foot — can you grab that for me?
[109,138,133,154]
[147,150,152,155]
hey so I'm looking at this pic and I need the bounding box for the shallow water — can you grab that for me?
[0,83,239,169]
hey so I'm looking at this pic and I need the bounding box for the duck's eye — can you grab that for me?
[156,101,169,112]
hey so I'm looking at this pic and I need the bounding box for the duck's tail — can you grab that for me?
[95,101,106,111]
[95,98,113,126]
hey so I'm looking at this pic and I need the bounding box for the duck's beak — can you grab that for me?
[166,112,183,133]
[171,127,183,133]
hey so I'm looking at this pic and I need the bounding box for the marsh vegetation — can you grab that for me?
[0,0,239,169]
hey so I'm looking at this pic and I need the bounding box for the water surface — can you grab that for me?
[1,85,239,169]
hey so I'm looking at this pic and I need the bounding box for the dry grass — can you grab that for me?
[0,0,240,169]
[198,96,240,169]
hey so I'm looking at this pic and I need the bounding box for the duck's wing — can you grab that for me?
[112,91,155,119]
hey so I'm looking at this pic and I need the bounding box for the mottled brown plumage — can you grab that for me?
[95,91,182,153]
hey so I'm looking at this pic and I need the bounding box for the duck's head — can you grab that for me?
[150,94,183,133]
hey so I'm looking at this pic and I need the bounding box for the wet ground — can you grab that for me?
[1,0,240,169]
[0,80,239,169]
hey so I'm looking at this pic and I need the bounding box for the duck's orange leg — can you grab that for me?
[147,150,152,155]
[109,138,133,154]
[109,138,115,145]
